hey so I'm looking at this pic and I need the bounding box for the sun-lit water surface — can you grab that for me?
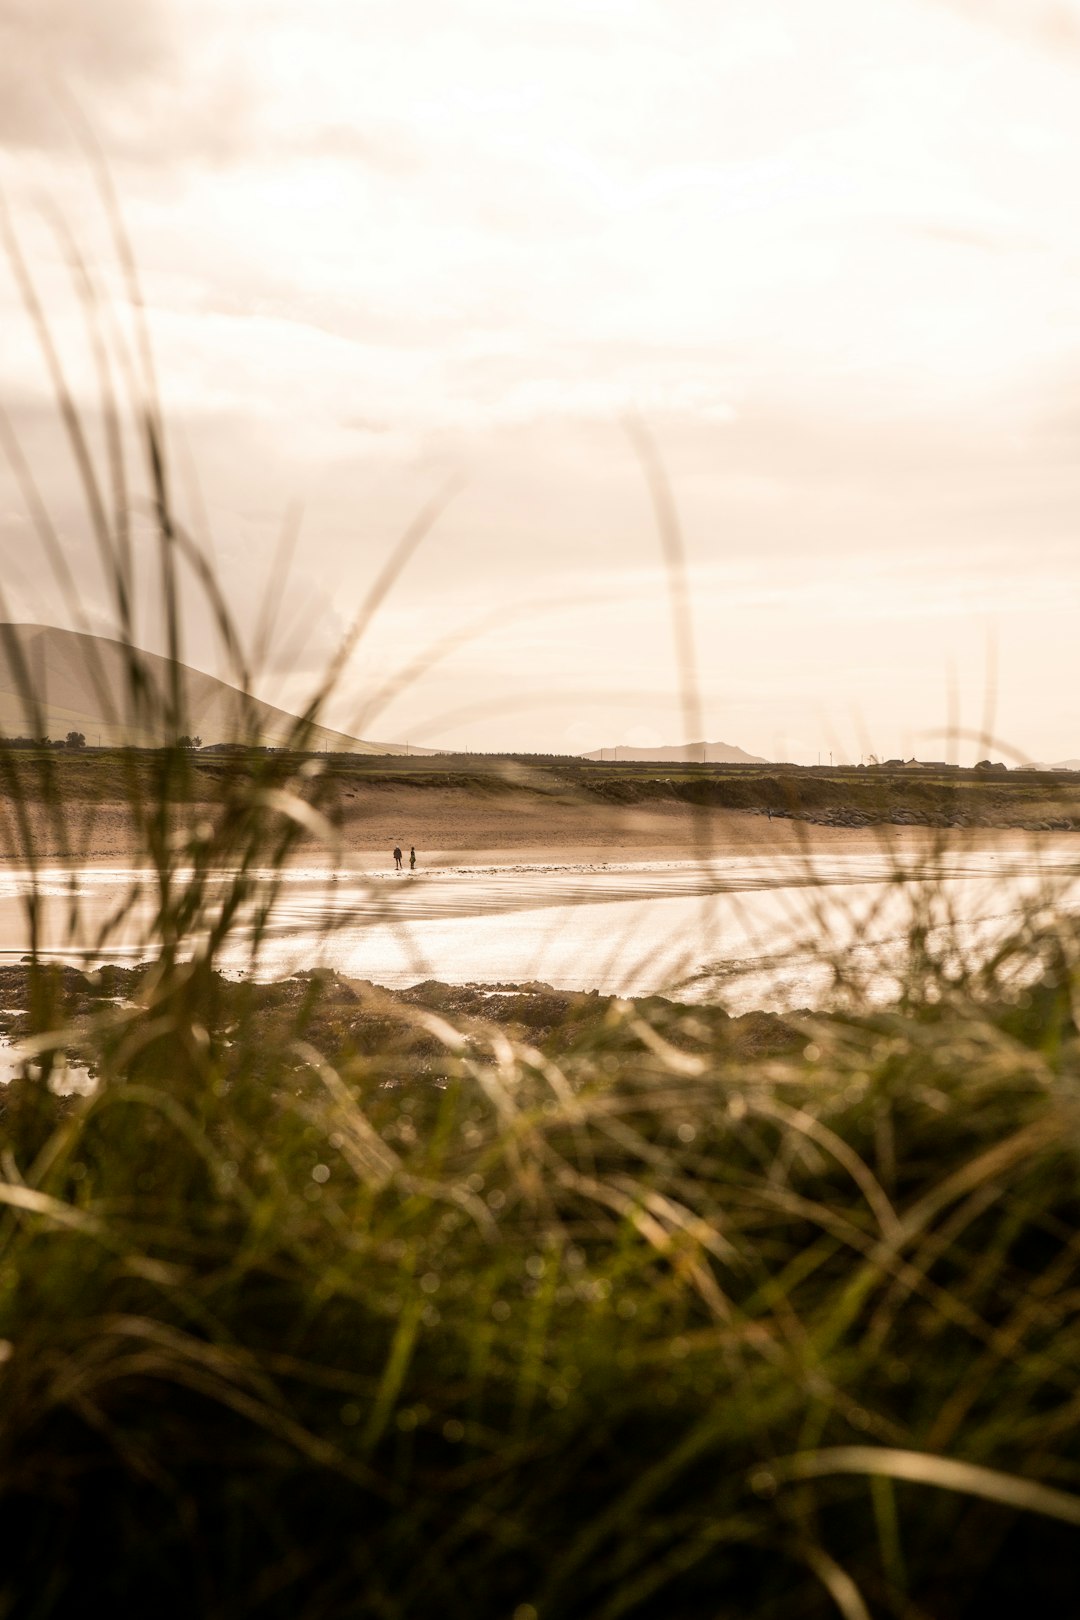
[1,843,1079,1014]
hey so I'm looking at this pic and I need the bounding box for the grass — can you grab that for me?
[4,170,1080,1619]
[4,945,1080,1617]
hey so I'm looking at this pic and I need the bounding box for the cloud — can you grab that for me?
[0,0,170,148]
[0,0,258,174]
[296,123,421,177]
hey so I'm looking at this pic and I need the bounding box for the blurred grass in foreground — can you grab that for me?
[3,939,1080,1619]
[4,170,1080,1620]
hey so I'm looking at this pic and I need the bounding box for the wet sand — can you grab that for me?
[4,840,1077,1011]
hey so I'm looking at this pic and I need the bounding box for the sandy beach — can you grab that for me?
[0,784,1051,871]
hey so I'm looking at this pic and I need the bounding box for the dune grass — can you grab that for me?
[4,173,1080,1619]
[4,933,1080,1618]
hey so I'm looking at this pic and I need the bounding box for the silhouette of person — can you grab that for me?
[409,846,416,870]
[393,846,402,870]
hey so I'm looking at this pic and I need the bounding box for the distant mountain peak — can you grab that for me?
[0,623,431,754]
[581,740,767,765]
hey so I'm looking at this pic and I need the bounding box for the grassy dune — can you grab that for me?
[4,935,1080,1616]
[578,761,1080,830]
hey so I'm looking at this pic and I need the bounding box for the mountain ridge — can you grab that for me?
[581,740,768,765]
[0,624,430,754]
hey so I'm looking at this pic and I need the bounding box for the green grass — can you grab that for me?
[4,944,1080,1617]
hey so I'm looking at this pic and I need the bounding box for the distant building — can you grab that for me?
[870,757,959,770]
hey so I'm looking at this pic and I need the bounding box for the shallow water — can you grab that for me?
[0,1036,94,1095]
[1,843,1078,1013]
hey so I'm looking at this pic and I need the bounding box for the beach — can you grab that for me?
[0,780,1052,870]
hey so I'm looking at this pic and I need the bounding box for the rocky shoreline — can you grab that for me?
[0,960,805,1111]
[763,805,1080,832]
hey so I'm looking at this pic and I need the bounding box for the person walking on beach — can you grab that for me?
[409,846,417,870]
[393,845,403,871]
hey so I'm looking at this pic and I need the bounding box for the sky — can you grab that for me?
[2,0,1080,762]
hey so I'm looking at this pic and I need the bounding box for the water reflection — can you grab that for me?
[0,843,1077,1014]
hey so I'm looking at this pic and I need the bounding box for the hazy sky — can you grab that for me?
[3,0,1080,760]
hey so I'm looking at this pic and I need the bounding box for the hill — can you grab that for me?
[581,739,767,765]
[0,624,429,754]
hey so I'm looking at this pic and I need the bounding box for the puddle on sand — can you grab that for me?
[0,1039,96,1096]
